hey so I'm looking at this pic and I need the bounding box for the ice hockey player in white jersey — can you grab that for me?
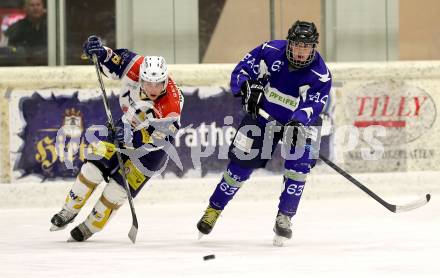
[50,36,184,241]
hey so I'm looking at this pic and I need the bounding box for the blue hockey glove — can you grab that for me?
[241,80,264,119]
[82,35,106,59]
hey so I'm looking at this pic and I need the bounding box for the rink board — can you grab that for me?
[0,171,437,208]
[1,62,440,183]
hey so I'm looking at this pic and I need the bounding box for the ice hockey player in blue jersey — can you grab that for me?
[196,20,332,246]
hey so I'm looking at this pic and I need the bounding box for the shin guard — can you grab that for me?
[63,162,103,213]
[83,178,127,234]
[209,162,253,210]
[278,170,308,217]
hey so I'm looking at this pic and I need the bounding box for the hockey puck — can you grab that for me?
[203,254,215,261]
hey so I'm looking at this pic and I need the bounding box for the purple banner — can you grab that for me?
[15,91,122,179]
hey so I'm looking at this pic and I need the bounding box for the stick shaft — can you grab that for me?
[92,54,138,243]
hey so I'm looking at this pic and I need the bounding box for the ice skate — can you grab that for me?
[197,205,222,238]
[273,211,292,247]
[50,208,77,231]
[68,223,94,242]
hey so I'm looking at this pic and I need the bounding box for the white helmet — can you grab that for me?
[140,56,168,84]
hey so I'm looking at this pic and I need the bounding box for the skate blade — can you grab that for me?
[50,224,66,232]
[67,236,77,242]
[273,235,288,247]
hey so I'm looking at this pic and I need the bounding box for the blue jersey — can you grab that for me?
[230,40,332,126]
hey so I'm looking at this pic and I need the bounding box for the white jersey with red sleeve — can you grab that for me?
[96,47,184,129]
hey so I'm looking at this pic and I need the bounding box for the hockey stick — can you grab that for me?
[257,108,431,213]
[317,155,430,212]
[92,54,138,243]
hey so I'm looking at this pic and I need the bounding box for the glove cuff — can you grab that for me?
[240,80,250,94]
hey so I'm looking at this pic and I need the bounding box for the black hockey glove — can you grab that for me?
[285,119,307,142]
[241,80,264,119]
[82,35,106,59]
[285,120,319,160]
[107,120,130,146]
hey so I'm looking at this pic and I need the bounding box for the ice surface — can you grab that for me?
[0,173,438,278]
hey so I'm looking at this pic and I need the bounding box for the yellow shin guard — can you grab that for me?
[83,179,127,234]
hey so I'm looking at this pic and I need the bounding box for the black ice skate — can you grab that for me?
[50,208,77,231]
[197,205,222,239]
[273,210,292,247]
[69,223,94,242]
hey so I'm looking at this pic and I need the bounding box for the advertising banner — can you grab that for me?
[10,88,335,181]
[10,90,121,180]
[334,80,438,172]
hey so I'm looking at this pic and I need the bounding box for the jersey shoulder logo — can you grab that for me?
[262,42,280,51]
[311,67,331,83]
[112,54,121,65]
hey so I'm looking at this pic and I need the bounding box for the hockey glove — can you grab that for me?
[285,119,307,143]
[139,117,180,148]
[82,35,106,59]
[241,80,264,119]
[107,120,131,146]
[285,120,319,158]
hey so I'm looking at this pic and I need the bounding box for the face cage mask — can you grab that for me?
[286,40,317,69]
